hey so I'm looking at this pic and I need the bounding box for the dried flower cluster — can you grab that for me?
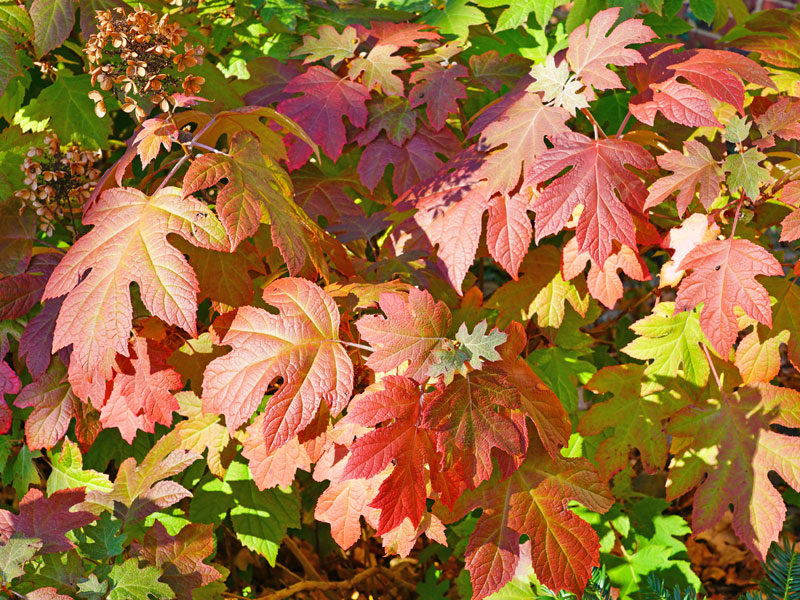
[14,134,102,236]
[85,6,205,121]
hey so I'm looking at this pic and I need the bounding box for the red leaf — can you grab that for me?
[99,337,183,443]
[133,521,222,600]
[356,287,450,383]
[14,360,78,450]
[0,360,20,434]
[408,62,468,131]
[756,96,800,143]
[0,252,60,320]
[469,51,532,93]
[42,187,228,383]
[525,132,656,267]
[341,376,439,534]
[358,126,461,194]
[242,57,303,106]
[423,371,527,488]
[355,22,440,49]
[441,438,613,599]
[675,238,783,356]
[277,66,370,162]
[19,298,64,379]
[566,8,655,98]
[202,278,353,453]
[0,488,96,553]
[668,49,775,114]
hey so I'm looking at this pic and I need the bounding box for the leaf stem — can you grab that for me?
[616,110,632,138]
[338,339,374,352]
[701,343,722,391]
[580,108,606,139]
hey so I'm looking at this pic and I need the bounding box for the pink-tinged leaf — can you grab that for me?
[14,360,78,450]
[132,521,223,600]
[667,384,800,559]
[355,96,417,147]
[243,414,311,490]
[358,126,461,194]
[566,8,655,97]
[133,118,178,169]
[392,153,492,289]
[645,140,724,215]
[408,62,468,131]
[782,208,800,242]
[341,376,439,534]
[659,213,721,288]
[99,337,182,443]
[638,78,722,128]
[525,132,656,267]
[242,57,303,106]
[675,238,783,357]
[563,238,650,308]
[469,51,532,92]
[473,92,570,197]
[26,588,72,600]
[356,287,450,383]
[348,44,409,96]
[19,298,64,379]
[277,66,370,162]
[203,278,353,453]
[486,192,533,279]
[0,488,96,553]
[424,371,526,488]
[668,49,775,114]
[41,186,227,383]
[465,510,520,599]
[381,511,447,558]
[0,360,20,435]
[756,96,800,143]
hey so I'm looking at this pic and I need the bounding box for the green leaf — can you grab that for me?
[11,445,41,499]
[25,70,111,149]
[455,321,506,369]
[0,29,21,96]
[473,0,556,30]
[528,346,596,414]
[725,115,751,144]
[689,0,715,23]
[0,74,26,121]
[74,513,125,561]
[108,559,175,600]
[422,0,487,39]
[189,472,236,524]
[77,574,108,600]
[30,0,75,57]
[0,3,33,36]
[622,303,709,395]
[0,536,42,583]
[227,460,300,566]
[47,439,113,496]
[724,147,770,200]
[260,0,308,30]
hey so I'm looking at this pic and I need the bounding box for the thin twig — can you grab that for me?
[255,565,414,600]
[616,110,632,137]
